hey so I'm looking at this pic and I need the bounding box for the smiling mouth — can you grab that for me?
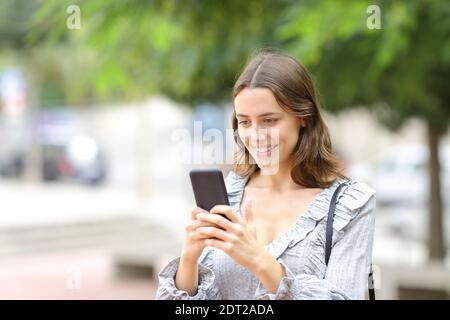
[250,144,278,155]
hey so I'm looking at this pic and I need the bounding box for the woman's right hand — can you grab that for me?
[180,206,218,262]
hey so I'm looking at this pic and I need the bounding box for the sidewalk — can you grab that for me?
[0,248,157,299]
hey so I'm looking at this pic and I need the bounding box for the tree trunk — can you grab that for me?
[427,121,445,261]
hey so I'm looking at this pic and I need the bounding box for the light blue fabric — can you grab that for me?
[156,171,376,300]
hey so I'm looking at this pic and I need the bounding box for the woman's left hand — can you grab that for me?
[195,200,266,272]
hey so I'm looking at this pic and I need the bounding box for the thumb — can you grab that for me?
[243,199,254,224]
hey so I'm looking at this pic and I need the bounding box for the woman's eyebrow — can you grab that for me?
[236,112,281,117]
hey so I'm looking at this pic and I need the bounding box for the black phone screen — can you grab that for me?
[189,169,230,216]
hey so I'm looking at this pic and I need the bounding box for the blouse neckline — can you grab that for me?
[229,171,346,258]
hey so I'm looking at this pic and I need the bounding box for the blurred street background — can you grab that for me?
[0,0,449,299]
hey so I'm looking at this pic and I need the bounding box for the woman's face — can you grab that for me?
[234,87,305,172]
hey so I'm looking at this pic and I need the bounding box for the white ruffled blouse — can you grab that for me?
[156,171,376,300]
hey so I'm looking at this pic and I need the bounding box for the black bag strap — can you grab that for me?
[325,181,376,300]
[368,264,375,300]
[324,181,349,266]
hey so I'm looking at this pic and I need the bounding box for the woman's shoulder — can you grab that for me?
[330,177,376,231]
[336,177,376,208]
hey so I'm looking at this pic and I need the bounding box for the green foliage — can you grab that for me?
[5,0,447,134]
[27,0,288,105]
[279,0,449,132]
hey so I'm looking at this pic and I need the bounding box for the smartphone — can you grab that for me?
[189,169,230,220]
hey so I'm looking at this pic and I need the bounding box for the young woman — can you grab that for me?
[156,51,376,300]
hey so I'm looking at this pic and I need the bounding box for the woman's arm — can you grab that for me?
[174,255,200,296]
[157,204,223,300]
[156,247,222,300]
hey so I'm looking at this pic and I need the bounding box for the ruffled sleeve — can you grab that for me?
[156,247,222,300]
[254,181,376,300]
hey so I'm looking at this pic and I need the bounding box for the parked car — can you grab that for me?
[0,150,25,178]
[36,109,107,185]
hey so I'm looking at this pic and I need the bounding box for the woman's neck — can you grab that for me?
[252,162,304,191]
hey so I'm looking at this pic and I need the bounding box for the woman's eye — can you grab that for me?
[238,120,250,126]
[263,118,278,124]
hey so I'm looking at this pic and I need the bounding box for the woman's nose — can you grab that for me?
[249,125,269,146]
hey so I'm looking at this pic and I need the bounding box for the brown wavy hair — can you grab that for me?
[231,51,348,189]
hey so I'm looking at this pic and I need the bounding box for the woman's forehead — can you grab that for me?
[234,87,284,115]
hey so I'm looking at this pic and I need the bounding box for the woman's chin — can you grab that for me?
[254,157,279,171]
